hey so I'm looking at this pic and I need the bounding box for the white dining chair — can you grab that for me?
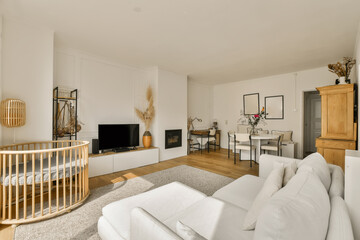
[228,131,237,158]
[208,128,217,151]
[234,133,257,167]
[260,134,284,156]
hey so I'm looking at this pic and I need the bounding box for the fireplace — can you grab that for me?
[165,129,182,149]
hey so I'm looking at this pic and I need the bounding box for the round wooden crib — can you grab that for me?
[0,140,89,224]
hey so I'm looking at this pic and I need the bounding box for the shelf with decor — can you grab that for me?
[52,87,79,140]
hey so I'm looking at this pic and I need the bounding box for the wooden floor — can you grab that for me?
[0,148,258,240]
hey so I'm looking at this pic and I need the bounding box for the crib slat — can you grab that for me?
[63,150,66,209]
[82,147,85,198]
[79,147,82,199]
[16,154,19,220]
[40,153,44,216]
[75,147,78,203]
[32,153,35,218]
[23,154,27,220]
[69,149,72,206]
[85,146,89,194]
[2,155,6,220]
[48,152,52,215]
[8,155,12,220]
[56,151,59,211]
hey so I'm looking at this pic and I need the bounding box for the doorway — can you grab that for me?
[303,91,321,157]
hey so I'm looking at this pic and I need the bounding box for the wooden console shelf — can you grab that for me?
[89,147,159,177]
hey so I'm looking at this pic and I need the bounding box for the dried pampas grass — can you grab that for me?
[135,86,155,131]
[328,57,356,79]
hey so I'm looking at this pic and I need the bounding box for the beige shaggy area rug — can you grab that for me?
[14,165,234,240]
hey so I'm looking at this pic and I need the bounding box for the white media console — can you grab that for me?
[88,147,160,177]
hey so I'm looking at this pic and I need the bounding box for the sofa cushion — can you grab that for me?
[254,171,330,240]
[259,154,300,179]
[242,163,284,230]
[164,197,254,240]
[280,161,297,186]
[98,216,125,240]
[328,164,344,198]
[130,207,182,240]
[212,174,265,210]
[102,182,206,239]
[176,221,206,240]
[326,196,354,240]
[297,152,331,191]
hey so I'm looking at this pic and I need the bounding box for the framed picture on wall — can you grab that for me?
[243,93,260,115]
[265,95,284,119]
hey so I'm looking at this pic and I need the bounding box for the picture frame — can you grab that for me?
[265,95,284,119]
[243,93,260,115]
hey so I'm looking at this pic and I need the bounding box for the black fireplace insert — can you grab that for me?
[165,129,182,149]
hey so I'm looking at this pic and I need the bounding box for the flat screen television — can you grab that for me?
[98,124,139,151]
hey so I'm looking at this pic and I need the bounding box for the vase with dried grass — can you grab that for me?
[328,57,356,85]
[135,86,155,148]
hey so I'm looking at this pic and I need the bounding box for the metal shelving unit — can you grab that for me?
[53,87,78,140]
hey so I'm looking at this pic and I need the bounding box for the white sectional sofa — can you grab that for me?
[98,153,354,240]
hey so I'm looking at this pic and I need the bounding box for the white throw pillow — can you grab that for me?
[297,152,331,191]
[254,171,330,240]
[242,163,285,230]
[328,165,344,198]
[176,221,206,240]
[326,196,354,240]
[274,161,297,186]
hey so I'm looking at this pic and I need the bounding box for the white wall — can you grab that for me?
[54,50,188,162]
[155,68,187,161]
[213,67,336,158]
[1,18,54,144]
[188,80,213,129]
[54,48,152,150]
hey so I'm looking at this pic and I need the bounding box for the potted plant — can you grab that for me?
[135,86,155,148]
[328,57,356,84]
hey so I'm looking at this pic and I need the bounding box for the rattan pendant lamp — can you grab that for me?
[0,98,26,142]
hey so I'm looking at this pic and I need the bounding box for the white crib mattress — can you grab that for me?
[1,156,85,186]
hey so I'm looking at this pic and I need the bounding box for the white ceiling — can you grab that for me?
[1,0,360,84]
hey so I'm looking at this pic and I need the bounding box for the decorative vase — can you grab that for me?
[338,76,346,85]
[143,131,152,148]
[250,126,256,135]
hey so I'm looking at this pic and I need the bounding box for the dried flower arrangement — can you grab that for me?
[238,107,267,134]
[135,86,155,132]
[328,57,356,80]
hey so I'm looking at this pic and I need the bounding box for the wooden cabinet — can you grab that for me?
[316,84,357,170]
[316,138,356,169]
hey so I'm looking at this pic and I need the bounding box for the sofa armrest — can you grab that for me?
[130,207,182,240]
[259,154,300,179]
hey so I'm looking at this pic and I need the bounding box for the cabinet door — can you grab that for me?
[88,155,113,177]
[321,87,354,140]
[113,149,159,172]
[323,148,345,170]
